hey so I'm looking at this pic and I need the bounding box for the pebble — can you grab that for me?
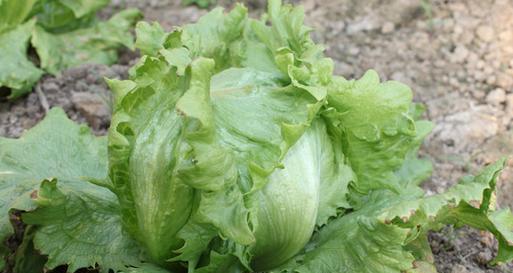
[486,88,506,105]
[71,92,110,129]
[460,31,474,45]
[473,70,485,81]
[474,249,493,265]
[476,60,485,69]
[450,45,469,63]
[483,66,494,76]
[473,90,486,99]
[486,75,496,85]
[451,265,470,273]
[476,25,494,42]
[497,73,513,89]
[381,22,395,34]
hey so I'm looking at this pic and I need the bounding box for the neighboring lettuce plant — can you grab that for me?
[1,1,513,273]
[0,0,141,99]
[182,0,216,8]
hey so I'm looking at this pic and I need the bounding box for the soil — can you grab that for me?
[1,0,513,272]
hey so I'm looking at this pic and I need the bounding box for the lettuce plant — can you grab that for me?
[0,0,140,99]
[182,0,216,8]
[1,1,513,272]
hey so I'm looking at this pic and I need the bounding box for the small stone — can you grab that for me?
[71,92,110,129]
[486,75,496,85]
[451,264,470,273]
[473,90,486,99]
[499,30,512,41]
[449,77,460,87]
[346,17,379,34]
[347,46,360,56]
[476,26,495,42]
[41,81,59,93]
[486,88,506,105]
[450,45,469,63]
[479,231,495,248]
[476,60,485,69]
[434,59,446,68]
[483,66,494,76]
[473,70,485,81]
[460,31,474,45]
[497,73,513,89]
[475,249,493,265]
[381,22,395,34]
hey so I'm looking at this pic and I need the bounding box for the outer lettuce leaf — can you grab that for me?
[277,160,513,273]
[0,108,164,272]
[0,108,106,247]
[32,9,141,75]
[0,19,43,99]
[23,178,142,273]
[1,1,139,99]
[9,226,46,273]
[29,0,104,33]
[0,108,135,271]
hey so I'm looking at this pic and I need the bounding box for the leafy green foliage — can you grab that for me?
[182,0,216,9]
[0,0,140,99]
[0,19,43,98]
[1,1,513,273]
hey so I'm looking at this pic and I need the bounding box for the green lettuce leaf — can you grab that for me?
[276,160,513,273]
[23,178,142,273]
[8,226,46,273]
[182,0,216,8]
[0,1,140,99]
[0,108,121,271]
[32,8,141,75]
[0,0,38,33]
[0,108,154,272]
[0,19,43,99]
[58,0,109,18]
[29,0,105,33]
[0,108,106,247]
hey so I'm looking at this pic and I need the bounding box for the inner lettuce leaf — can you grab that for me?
[0,1,512,273]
